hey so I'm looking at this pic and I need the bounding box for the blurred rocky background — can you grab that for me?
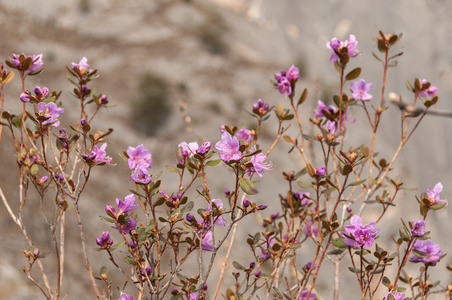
[0,0,451,299]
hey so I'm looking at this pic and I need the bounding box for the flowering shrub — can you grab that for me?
[1,30,451,300]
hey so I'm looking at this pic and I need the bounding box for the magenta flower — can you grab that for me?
[96,231,113,249]
[325,120,339,135]
[419,79,438,98]
[236,127,252,143]
[326,34,359,63]
[278,77,292,96]
[252,98,270,114]
[316,166,326,177]
[305,261,317,271]
[206,199,227,226]
[305,221,319,239]
[350,79,373,101]
[215,132,242,162]
[201,230,214,251]
[130,165,152,184]
[127,144,152,169]
[314,100,337,117]
[141,266,152,277]
[117,293,135,300]
[178,141,199,158]
[427,182,448,209]
[260,235,275,260]
[286,64,300,81]
[116,217,137,234]
[384,291,405,300]
[196,141,211,155]
[410,240,443,265]
[105,205,117,218]
[116,194,139,214]
[411,219,426,237]
[91,143,112,164]
[36,102,64,127]
[249,152,273,177]
[188,292,198,300]
[71,57,91,75]
[20,92,30,103]
[299,290,316,300]
[12,53,44,73]
[343,215,379,248]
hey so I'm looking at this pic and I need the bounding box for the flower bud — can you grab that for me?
[33,248,40,257]
[186,213,195,222]
[20,92,30,103]
[316,166,326,177]
[257,204,267,211]
[255,269,262,278]
[224,189,230,196]
[249,262,255,269]
[243,198,250,208]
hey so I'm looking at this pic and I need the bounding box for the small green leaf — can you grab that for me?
[332,237,347,248]
[328,249,345,255]
[30,164,39,176]
[297,88,308,106]
[124,256,136,265]
[166,165,181,174]
[206,159,222,166]
[348,267,362,274]
[345,67,361,81]
[100,266,109,277]
[382,276,391,287]
[232,261,245,270]
[297,181,313,189]
[348,179,366,187]
[306,163,316,177]
[239,177,258,195]
[128,189,146,198]
[181,201,194,213]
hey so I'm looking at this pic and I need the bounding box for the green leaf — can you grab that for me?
[239,177,258,195]
[297,181,313,189]
[341,164,353,176]
[166,165,181,174]
[348,179,366,187]
[100,266,109,277]
[306,163,316,177]
[321,187,336,194]
[328,249,345,255]
[124,256,136,265]
[297,88,308,106]
[30,164,39,176]
[153,197,165,207]
[332,237,347,248]
[348,267,362,274]
[382,276,391,287]
[345,67,361,81]
[110,240,125,251]
[128,189,146,198]
[371,52,383,63]
[232,261,245,270]
[181,201,194,213]
[206,159,222,166]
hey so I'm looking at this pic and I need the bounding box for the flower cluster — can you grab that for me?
[343,215,379,248]
[326,34,359,63]
[37,102,64,127]
[274,65,300,96]
[410,240,443,265]
[82,143,112,165]
[127,144,153,184]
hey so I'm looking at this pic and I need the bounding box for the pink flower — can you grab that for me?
[116,194,139,214]
[411,220,426,237]
[384,291,405,300]
[410,240,443,265]
[71,57,91,75]
[178,141,199,158]
[249,152,273,177]
[127,144,152,169]
[12,53,44,74]
[117,293,135,300]
[299,290,316,300]
[419,79,438,98]
[206,199,227,226]
[96,231,113,249]
[201,231,214,251]
[350,79,373,101]
[326,34,359,63]
[314,100,337,117]
[278,77,292,96]
[91,143,112,164]
[36,102,64,127]
[427,182,448,209]
[130,165,152,184]
[235,127,252,143]
[342,215,379,248]
[215,132,242,162]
